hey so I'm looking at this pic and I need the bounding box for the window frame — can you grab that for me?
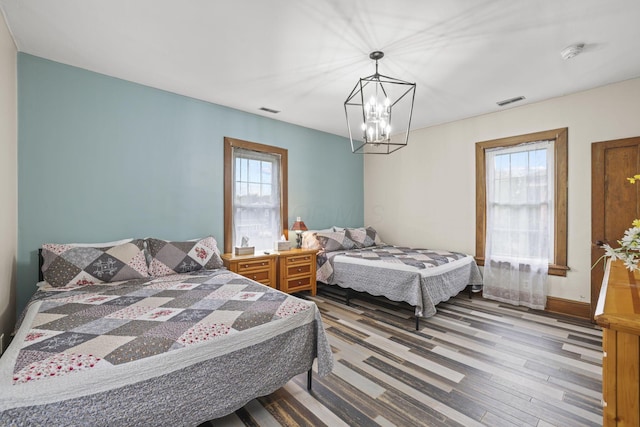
[223,137,288,254]
[475,128,568,276]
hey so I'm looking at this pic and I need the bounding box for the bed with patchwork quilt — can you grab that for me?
[0,237,333,426]
[304,227,482,328]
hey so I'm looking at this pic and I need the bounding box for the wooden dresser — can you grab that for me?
[595,259,640,426]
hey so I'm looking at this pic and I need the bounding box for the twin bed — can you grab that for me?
[0,237,333,426]
[305,226,483,329]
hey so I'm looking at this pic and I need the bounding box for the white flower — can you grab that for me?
[621,227,640,246]
[601,223,640,271]
[625,257,640,271]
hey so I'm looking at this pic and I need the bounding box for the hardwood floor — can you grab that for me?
[200,286,603,427]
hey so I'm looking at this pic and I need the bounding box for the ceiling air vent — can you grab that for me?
[259,107,280,114]
[496,96,525,107]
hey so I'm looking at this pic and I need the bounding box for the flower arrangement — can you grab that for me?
[599,174,640,271]
[601,219,640,271]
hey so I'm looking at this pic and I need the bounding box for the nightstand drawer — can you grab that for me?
[285,254,314,266]
[286,263,311,277]
[237,259,272,273]
[221,253,277,289]
[244,270,271,283]
[284,275,311,292]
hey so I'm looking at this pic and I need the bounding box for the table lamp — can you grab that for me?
[291,217,308,249]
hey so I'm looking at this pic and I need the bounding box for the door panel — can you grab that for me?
[591,137,640,320]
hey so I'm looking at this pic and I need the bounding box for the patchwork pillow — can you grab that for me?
[315,230,356,252]
[369,226,385,245]
[146,236,223,277]
[347,226,385,248]
[41,239,149,287]
[346,227,375,248]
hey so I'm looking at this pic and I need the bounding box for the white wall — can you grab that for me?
[365,77,640,303]
[0,12,17,347]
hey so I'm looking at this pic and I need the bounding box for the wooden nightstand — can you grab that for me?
[221,252,278,288]
[277,249,317,295]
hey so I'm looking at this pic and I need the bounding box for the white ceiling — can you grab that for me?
[2,0,640,139]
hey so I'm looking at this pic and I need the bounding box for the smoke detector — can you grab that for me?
[560,43,585,60]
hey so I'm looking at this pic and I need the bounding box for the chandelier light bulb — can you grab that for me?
[361,90,393,143]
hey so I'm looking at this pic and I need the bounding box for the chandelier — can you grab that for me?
[344,51,416,154]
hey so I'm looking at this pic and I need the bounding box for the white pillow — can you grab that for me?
[301,229,333,250]
[60,238,133,248]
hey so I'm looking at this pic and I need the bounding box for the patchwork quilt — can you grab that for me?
[317,245,469,284]
[317,245,483,318]
[0,269,333,426]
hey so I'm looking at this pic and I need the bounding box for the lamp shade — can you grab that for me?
[291,217,308,232]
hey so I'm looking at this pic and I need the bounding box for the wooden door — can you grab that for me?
[591,137,640,320]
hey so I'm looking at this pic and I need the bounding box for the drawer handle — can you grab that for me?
[253,275,257,279]
[261,262,266,266]
[298,281,302,285]
[244,264,249,268]
[297,268,302,272]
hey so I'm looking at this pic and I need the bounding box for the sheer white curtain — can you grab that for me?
[483,140,553,310]
[232,147,281,251]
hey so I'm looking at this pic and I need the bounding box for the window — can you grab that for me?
[224,137,288,253]
[476,128,568,276]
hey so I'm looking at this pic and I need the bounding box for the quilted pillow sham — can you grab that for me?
[315,230,356,252]
[146,236,223,277]
[41,239,149,287]
[346,226,385,248]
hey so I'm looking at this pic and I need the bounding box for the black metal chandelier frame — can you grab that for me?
[344,51,416,154]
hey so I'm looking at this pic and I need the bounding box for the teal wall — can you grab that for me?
[17,53,363,314]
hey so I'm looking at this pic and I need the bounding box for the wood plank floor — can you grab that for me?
[199,286,603,427]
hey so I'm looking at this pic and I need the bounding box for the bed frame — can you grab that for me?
[340,285,476,330]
